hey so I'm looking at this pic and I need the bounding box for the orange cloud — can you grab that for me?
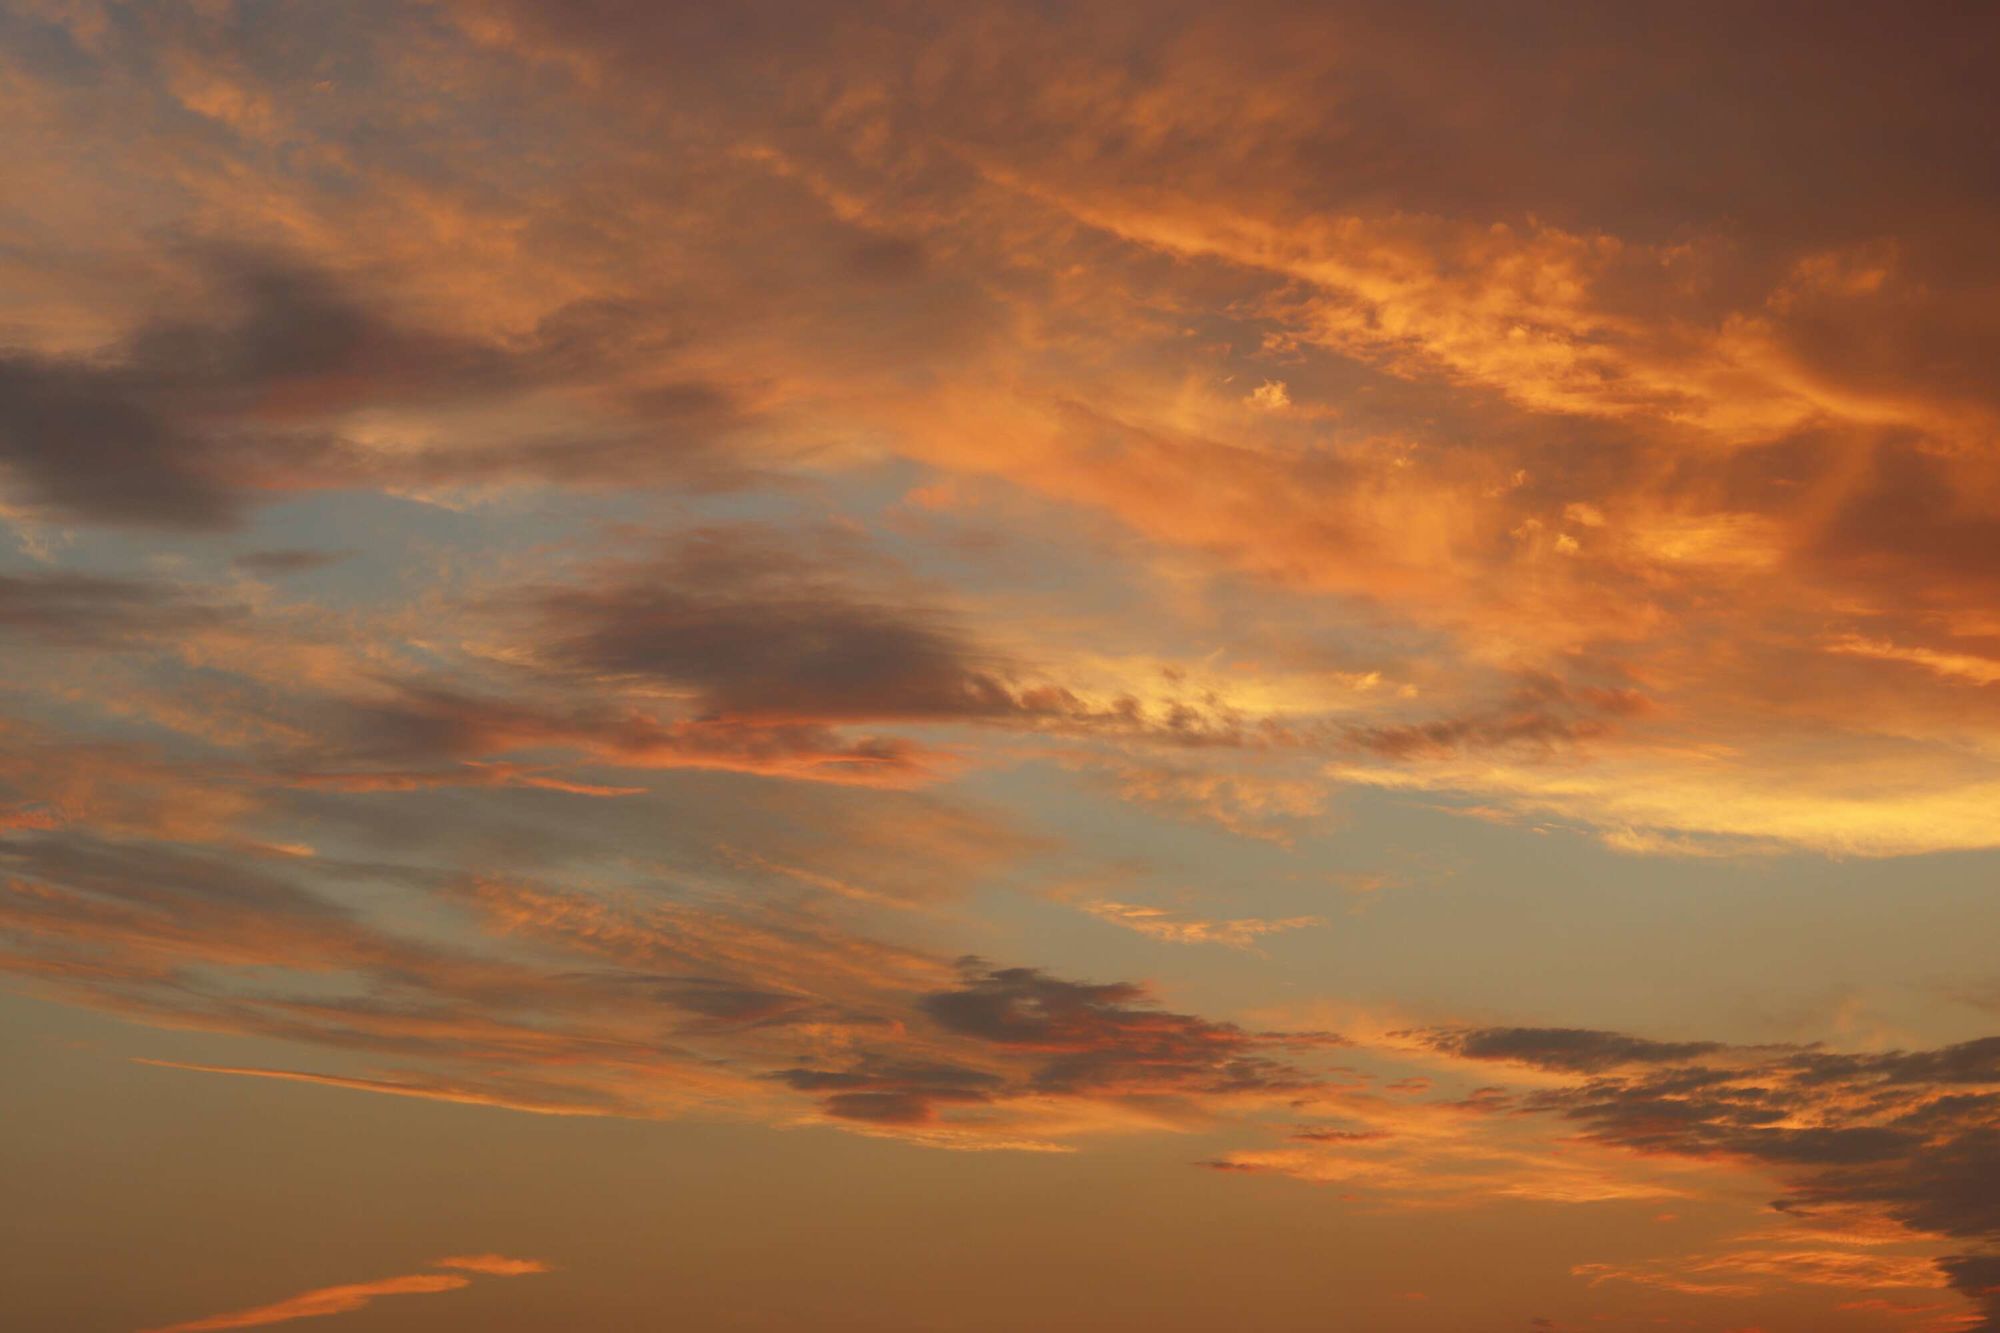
[431,1255,552,1277]
[1079,900,1324,949]
[139,1255,544,1333]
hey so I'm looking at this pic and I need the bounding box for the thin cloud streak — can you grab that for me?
[139,1256,546,1333]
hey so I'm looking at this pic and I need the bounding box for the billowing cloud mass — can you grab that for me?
[4,3,2000,1331]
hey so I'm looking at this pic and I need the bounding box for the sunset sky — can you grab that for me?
[5,3,2000,1330]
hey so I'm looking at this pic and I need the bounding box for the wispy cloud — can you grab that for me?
[1080,900,1324,949]
[139,1256,546,1333]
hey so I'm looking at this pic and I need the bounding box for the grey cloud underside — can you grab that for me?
[774,1059,1006,1125]
[918,963,1332,1096]
[0,250,745,529]
[1346,675,1653,760]
[519,530,1652,761]
[0,570,239,644]
[1424,1025,1726,1074]
[523,528,1046,724]
[0,534,1006,786]
[231,548,351,576]
[759,958,1331,1126]
[1436,1024,2000,1327]
[0,355,243,529]
[0,526,1644,814]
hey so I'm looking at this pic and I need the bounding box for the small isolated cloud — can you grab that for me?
[231,549,349,577]
[1246,379,1291,410]
[431,1255,552,1277]
[1081,900,1324,949]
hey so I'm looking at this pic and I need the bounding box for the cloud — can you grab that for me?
[919,962,1337,1097]
[430,1255,551,1277]
[0,820,1346,1149]
[1418,1025,2000,1327]
[136,1061,625,1119]
[140,1275,471,1333]
[1576,1247,1945,1299]
[0,249,469,529]
[6,7,2000,1329]
[774,1059,1005,1126]
[1079,900,1324,949]
[0,571,237,645]
[11,0,2000,852]
[1082,758,1330,843]
[519,526,1038,724]
[231,549,349,577]
[0,246,748,529]
[0,351,238,529]
[1422,1026,1728,1075]
[139,1255,544,1333]
[9,809,2000,1322]
[0,787,1370,1162]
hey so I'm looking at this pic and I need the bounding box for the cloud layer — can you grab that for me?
[4,3,2000,1331]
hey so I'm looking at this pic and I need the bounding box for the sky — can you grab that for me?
[3,2,2000,1330]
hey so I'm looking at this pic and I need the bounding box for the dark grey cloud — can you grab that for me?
[774,1058,1004,1125]
[0,249,476,529]
[1942,1252,2000,1330]
[1791,1036,2000,1089]
[281,675,930,787]
[0,354,240,528]
[0,248,745,529]
[1436,1023,2000,1328]
[486,525,1328,766]
[230,548,351,576]
[1425,1026,1726,1074]
[125,249,510,402]
[0,831,344,924]
[921,962,1333,1096]
[1347,676,1651,760]
[524,527,1067,724]
[0,570,237,645]
[762,961,1341,1127]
